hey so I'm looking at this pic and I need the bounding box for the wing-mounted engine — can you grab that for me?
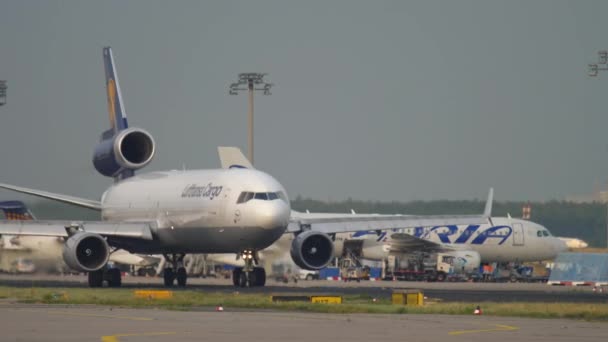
[290,230,334,270]
[62,232,110,272]
[92,127,155,178]
[443,250,481,274]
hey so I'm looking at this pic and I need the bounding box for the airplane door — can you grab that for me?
[512,222,524,246]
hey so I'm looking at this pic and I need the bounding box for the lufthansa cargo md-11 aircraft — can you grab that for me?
[0,47,491,288]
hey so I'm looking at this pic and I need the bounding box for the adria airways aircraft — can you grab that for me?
[218,148,568,274]
[0,47,490,288]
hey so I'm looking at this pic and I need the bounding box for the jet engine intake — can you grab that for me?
[290,230,334,270]
[92,127,155,177]
[62,232,110,272]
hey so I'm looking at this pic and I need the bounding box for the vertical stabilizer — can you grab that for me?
[103,47,129,133]
[0,201,36,220]
[218,147,255,169]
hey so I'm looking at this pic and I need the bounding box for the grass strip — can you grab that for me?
[0,286,606,321]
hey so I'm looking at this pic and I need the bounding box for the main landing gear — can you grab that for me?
[88,267,122,288]
[163,253,187,287]
[232,250,266,287]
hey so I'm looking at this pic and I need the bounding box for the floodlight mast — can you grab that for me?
[0,81,6,107]
[588,50,608,248]
[229,73,273,165]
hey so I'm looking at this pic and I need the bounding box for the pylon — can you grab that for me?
[474,305,482,315]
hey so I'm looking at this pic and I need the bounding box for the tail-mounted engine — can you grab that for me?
[92,127,155,177]
[62,232,110,272]
[290,230,334,270]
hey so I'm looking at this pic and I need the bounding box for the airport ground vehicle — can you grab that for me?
[383,252,466,282]
[9,258,36,274]
[488,264,550,283]
[339,257,370,282]
[298,269,319,280]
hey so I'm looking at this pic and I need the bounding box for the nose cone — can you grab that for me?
[257,200,291,230]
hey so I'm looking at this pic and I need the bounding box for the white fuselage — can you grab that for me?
[100,168,290,254]
[338,217,567,263]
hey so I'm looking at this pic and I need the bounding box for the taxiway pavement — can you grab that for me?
[0,304,607,342]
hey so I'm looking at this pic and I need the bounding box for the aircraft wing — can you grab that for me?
[0,220,154,240]
[287,188,493,235]
[0,183,102,211]
[287,213,488,234]
[387,233,454,254]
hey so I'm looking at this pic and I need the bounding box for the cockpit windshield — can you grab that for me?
[536,229,551,237]
[237,191,287,204]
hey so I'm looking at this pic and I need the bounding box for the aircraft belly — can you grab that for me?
[126,225,285,254]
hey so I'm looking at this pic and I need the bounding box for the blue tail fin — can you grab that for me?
[0,201,35,220]
[103,47,129,134]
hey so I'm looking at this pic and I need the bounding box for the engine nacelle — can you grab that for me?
[290,230,334,270]
[62,232,110,272]
[92,127,155,177]
[442,250,481,274]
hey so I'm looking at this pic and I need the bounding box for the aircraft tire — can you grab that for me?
[232,268,242,287]
[163,268,175,287]
[107,268,122,287]
[88,270,103,288]
[254,267,266,287]
[238,271,249,287]
[176,267,187,287]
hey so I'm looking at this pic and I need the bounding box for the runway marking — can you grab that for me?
[48,310,154,321]
[101,332,176,342]
[449,324,519,335]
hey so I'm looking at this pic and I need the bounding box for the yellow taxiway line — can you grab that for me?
[101,332,176,342]
[449,324,519,335]
[47,310,155,321]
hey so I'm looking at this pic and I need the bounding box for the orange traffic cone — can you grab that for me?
[474,305,482,315]
[216,304,224,312]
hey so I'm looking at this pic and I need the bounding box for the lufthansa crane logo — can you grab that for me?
[106,78,117,129]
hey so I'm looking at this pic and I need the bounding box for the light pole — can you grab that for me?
[229,73,273,165]
[588,50,608,248]
[0,81,6,106]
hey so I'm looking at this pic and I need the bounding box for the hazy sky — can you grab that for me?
[1,1,607,202]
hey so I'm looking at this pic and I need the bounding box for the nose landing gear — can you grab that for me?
[163,253,187,287]
[232,250,266,287]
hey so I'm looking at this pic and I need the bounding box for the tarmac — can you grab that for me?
[0,303,606,342]
[0,274,607,341]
